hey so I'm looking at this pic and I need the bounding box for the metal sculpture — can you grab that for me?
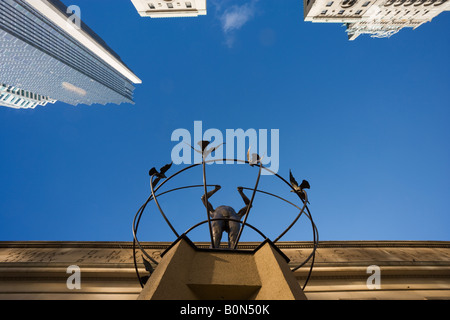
[132,141,319,290]
[201,185,252,249]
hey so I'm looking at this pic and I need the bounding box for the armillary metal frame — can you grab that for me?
[132,157,319,290]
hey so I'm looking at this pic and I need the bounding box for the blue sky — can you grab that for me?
[0,0,449,243]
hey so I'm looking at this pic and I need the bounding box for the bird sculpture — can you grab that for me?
[140,256,154,285]
[186,140,225,159]
[149,162,173,188]
[198,140,210,152]
[142,255,154,274]
[289,170,310,203]
[247,147,261,167]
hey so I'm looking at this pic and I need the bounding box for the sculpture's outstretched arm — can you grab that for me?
[201,185,221,215]
[237,187,252,218]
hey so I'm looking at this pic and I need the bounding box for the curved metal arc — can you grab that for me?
[150,174,180,238]
[289,188,319,261]
[133,195,153,243]
[132,202,153,274]
[154,184,218,200]
[293,206,319,289]
[133,197,155,246]
[292,224,318,270]
[292,205,318,252]
[132,202,153,288]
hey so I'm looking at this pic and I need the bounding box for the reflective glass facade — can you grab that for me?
[0,0,138,107]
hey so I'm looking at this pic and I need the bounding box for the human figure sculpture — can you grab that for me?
[201,185,252,249]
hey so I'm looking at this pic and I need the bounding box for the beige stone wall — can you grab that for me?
[0,241,449,300]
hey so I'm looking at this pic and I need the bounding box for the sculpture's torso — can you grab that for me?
[211,206,239,233]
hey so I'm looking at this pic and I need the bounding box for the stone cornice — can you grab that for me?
[1,240,449,249]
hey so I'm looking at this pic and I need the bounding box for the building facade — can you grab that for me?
[131,0,207,18]
[303,0,450,40]
[0,240,449,300]
[0,0,141,108]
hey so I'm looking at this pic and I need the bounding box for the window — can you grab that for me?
[356,9,362,14]
[338,9,345,14]
[362,1,370,6]
[186,1,192,8]
[321,10,328,14]
[149,4,155,9]
[167,3,173,8]
[326,1,334,6]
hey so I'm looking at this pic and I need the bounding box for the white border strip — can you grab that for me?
[25,0,142,84]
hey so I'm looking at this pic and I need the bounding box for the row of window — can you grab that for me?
[325,1,371,6]
[0,84,46,101]
[385,0,448,6]
[321,9,363,14]
[0,93,39,108]
[321,0,445,8]
[320,6,430,15]
[148,1,193,9]
[383,9,431,15]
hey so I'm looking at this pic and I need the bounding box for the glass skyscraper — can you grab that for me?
[0,0,141,108]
